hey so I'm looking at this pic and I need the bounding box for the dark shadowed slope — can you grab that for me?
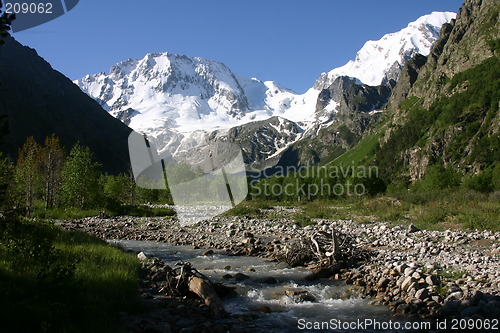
[0,36,132,173]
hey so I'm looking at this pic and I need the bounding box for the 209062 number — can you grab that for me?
[451,318,498,330]
[5,2,53,14]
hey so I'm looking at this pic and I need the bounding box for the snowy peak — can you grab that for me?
[77,52,248,114]
[75,52,298,134]
[75,12,455,134]
[314,11,456,89]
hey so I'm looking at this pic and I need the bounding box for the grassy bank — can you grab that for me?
[230,189,500,231]
[0,217,141,332]
[32,203,176,220]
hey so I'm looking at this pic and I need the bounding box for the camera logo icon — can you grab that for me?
[5,0,80,33]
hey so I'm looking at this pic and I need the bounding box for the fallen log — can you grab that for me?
[305,262,345,281]
[188,276,227,318]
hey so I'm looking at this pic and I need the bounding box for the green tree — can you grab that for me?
[417,164,461,191]
[14,137,42,214]
[0,152,13,207]
[101,173,133,203]
[61,144,101,208]
[40,135,65,209]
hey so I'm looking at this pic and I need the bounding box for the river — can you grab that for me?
[114,239,424,332]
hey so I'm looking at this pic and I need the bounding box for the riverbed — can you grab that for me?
[114,239,422,332]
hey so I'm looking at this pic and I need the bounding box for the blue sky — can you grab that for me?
[13,0,463,93]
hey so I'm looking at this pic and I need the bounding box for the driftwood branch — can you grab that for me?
[279,224,372,274]
[188,276,227,318]
[310,233,323,258]
[153,261,228,318]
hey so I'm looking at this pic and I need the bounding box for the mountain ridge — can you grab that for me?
[331,0,499,187]
[0,37,133,173]
[75,11,456,171]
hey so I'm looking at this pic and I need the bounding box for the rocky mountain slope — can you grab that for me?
[0,37,133,173]
[76,12,455,171]
[332,0,499,186]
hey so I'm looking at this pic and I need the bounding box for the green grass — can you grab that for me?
[0,218,142,332]
[328,134,379,167]
[222,201,274,217]
[438,268,467,281]
[33,207,102,219]
[33,203,176,220]
[293,212,314,227]
[331,189,500,231]
[106,204,176,218]
[247,188,500,232]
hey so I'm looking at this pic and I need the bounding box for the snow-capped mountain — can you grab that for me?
[75,53,297,134]
[75,11,455,169]
[313,11,456,89]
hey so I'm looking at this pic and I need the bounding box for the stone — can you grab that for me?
[377,277,391,289]
[432,295,443,304]
[285,288,307,296]
[390,270,399,277]
[251,305,273,313]
[256,277,279,284]
[396,264,409,274]
[469,291,484,306]
[445,291,464,302]
[396,276,406,287]
[460,306,481,318]
[395,303,412,315]
[404,267,416,277]
[481,301,500,319]
[242,237,255,245]
[425,275,440,286]
[296,294,317,303]
[143,322,172,333]
[408,224,420,233]
[200,249,214,256]
[401,277,417,292]
[415,288,429,300]
[137,252,148,261]
[234,273,249,281]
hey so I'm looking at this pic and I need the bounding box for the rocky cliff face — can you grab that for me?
[372,0,499,182]
[409,0,499,107]
[272,77,394,168]
[226,117,303,170]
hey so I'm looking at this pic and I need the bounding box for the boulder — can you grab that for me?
[200,249,214,256]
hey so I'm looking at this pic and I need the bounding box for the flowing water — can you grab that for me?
[114,240,421,332]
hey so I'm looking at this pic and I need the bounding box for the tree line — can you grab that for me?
[0,135,172,215]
